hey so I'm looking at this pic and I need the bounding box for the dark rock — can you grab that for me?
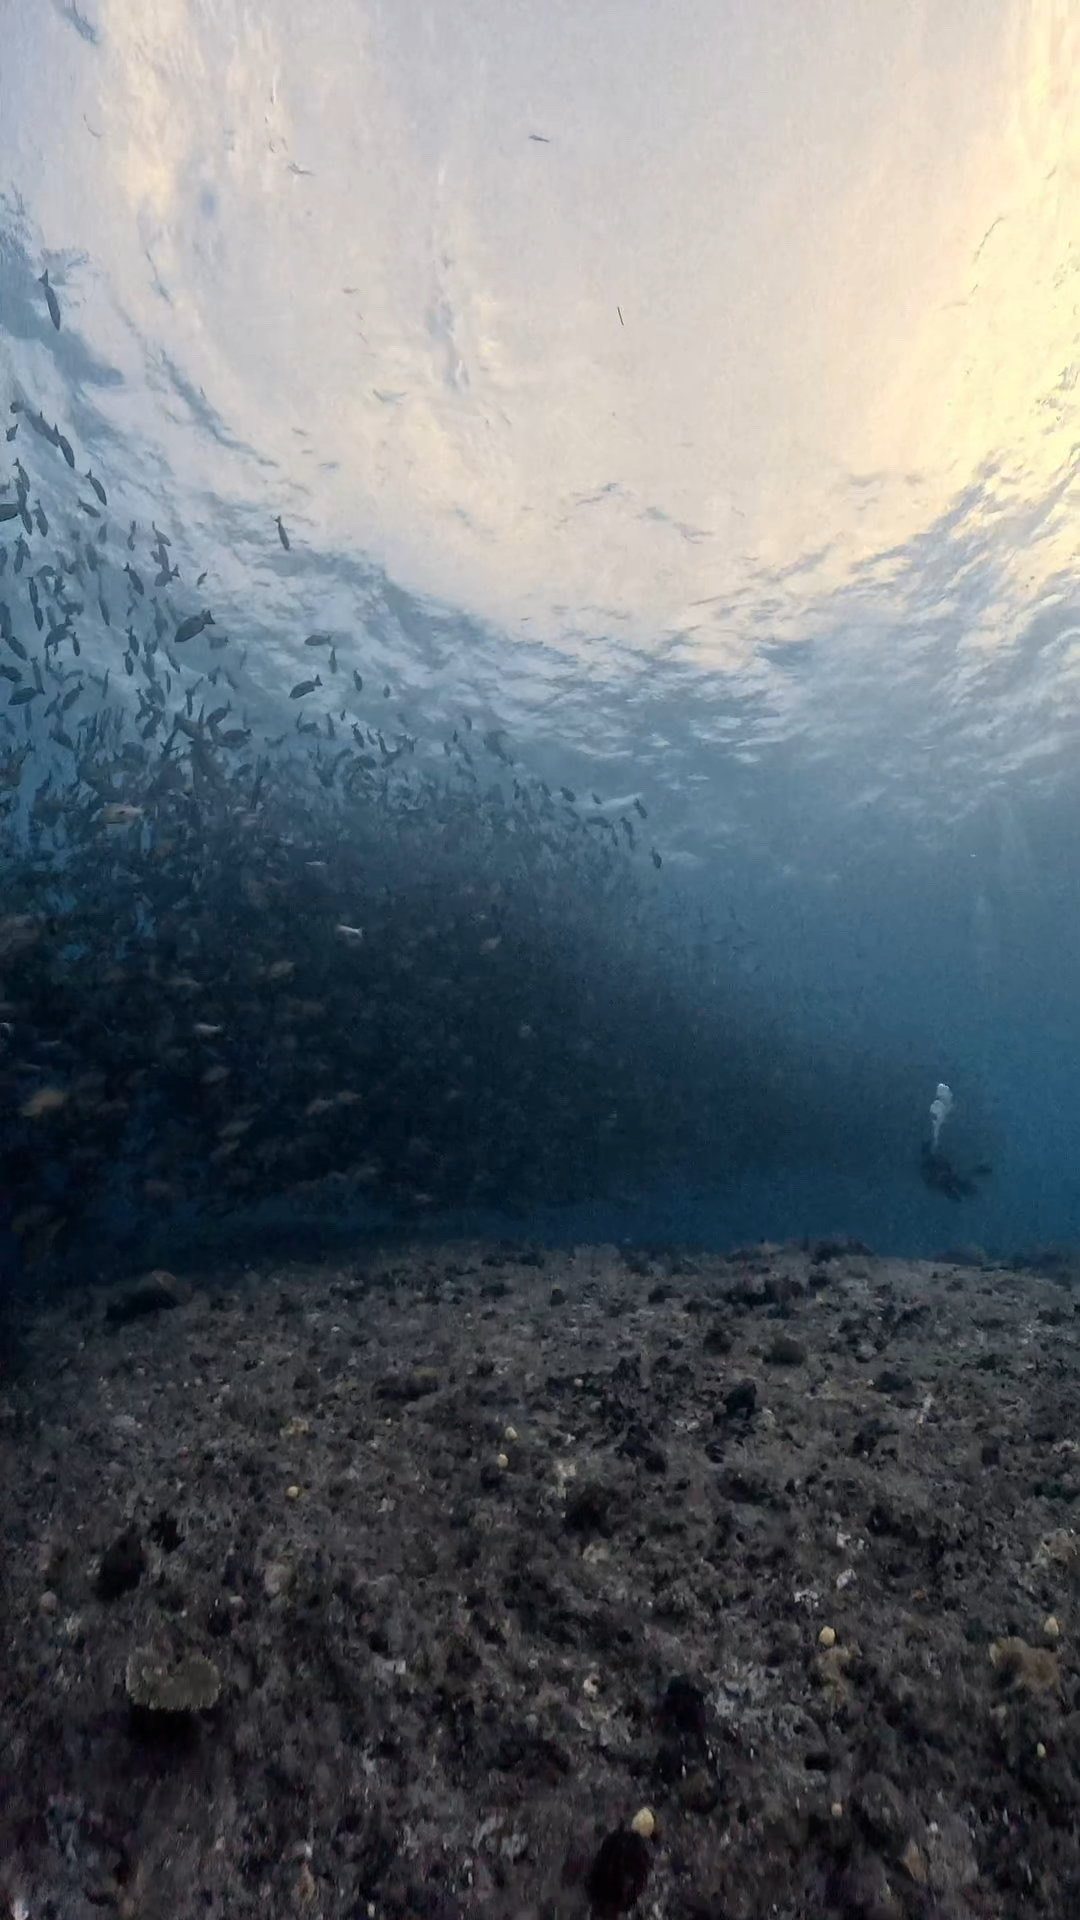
[722,1379,757,1420]
[587,1827,651,1913]
[148,1510,182,1551]
[853,1772,911,1849]
[678,1768,721,1814]
[104,1270,182,1326]
[374,1366,440,1402]
[765,1333,807,1366]
[97,1525,146,1600]
[658,1674,708,1744]
[873,1369,916,1402]
[565,1480,616,1535]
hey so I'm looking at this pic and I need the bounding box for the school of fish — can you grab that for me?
[0,268,756,1270]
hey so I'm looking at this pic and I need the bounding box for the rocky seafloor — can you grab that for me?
[3,1236,1080,1919]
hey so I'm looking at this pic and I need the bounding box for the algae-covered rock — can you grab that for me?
[125,1644,221,1715]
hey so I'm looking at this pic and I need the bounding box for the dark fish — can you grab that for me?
[196,570,208,586]
[4,425,16,442]
[39,269,61,330]
[124,564,145,595]
[289,675,322,699]
[128,521,137,550]
[208,631,230,651]
[353,670,363,693]
[633,798,647,818]
[9,686,38,705]
[57,433,75,468]
[34,504,48,536]
[86,470,107,506]
[651,848,662,869]
[98,594,111,626]
[560,787,576,803]
[78,499,101,518]
[5,633,27,661]
[174,610,214,645]
[276,515,290,550]
[218,728,251,748]
[0,664,21,684]
[0,504,20,522]
[14,538,29,573]
[305,633,332,648]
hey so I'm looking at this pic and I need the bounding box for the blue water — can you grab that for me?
[2,0,1079,1263]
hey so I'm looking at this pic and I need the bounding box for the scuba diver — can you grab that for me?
[917,1081,991,1202]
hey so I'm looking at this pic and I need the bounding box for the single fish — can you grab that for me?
[174,609,214,645]
[9,686,38,706]
[39,269,61,330]
[289,675,322,699]
[276,515,290,550]
[57,433,75,469]
[86,470,107,506]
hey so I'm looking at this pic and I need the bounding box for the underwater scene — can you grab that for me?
[2,3,1080,1915]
